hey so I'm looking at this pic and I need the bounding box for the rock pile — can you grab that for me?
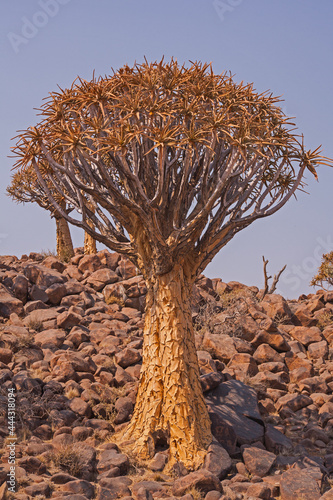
[0,249,333,499]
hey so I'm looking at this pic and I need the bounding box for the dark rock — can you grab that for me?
[51,472,78,484]
[246,482,272,499]
[264,424,293,454]
[242,446,276,477]
[173,470,222,496]
[95,477,132,499]
[115,347,142,368]
[208,407,237,455]
[45,282,67,304]
[25,482,51,497]
[78,254,103,273]
[203,441,232,479]
[279,468,321,500]
[97,449,129,474]
[24,263,66,287]
[13,274,29,304]
[69,397,93,417]
[18,456,47,474]
[201,372,224,393]
[57,309,82,328]
[251,330,290,352]
[149,452,168,471]
[114,396,134,424]
[206,380,264,445]
[0,284,23,317]
[276,393,313,412]
[60,480,95,498]
[87,268,119,290]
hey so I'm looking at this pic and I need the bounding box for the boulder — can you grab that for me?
[203,441,232,479]
[260,294,293,321]
[264,424,293,454]
[208,407,237,455]
[24,263,66,287]
[60,480,95,498]
[202,333,237,362]
[276,393,313,413]
[289,326,323,346]
[97,449,129,474]
[0,284,23,317]
[45,283,67,304]
[25,482,52,497]
[253,344,283,364]
[103,283,127,304]
[35,328,66,348]
[13,274,29,304]
[206,380,264,445]
[242,446,276,477]
[307,340,329,360]
[251,330,290,352]
[78,254,103,273]
[279,468,321,500]
[115,347,142,368]
[117,258,138,280]
[227,353,258,378]
[87,268,119,290]
[172,470,222,496]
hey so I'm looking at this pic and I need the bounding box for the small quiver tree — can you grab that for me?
[11,60,332,469]
[7,166,74,261]
[311,251,333,290]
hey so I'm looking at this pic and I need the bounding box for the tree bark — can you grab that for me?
[55,216,74,261]
[121,263,212,470]
[84,230,97,254]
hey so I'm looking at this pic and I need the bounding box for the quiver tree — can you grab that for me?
[311,251,333,290]
[11,59,332,469]
[7,166,75,261]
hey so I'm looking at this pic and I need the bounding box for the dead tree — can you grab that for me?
[11,59,332,469]
[260,255,287,299]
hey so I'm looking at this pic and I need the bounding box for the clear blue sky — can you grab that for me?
[1,0,332,298]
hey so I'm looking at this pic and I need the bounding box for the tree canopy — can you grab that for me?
[11,59,331,280]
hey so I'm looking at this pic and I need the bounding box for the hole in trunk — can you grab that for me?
[152,429,169,452]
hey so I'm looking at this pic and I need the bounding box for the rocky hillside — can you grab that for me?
[0,249,333,500]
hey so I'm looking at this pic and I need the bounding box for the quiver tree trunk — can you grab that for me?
[121,264,212,470]
[84,230,97,255]
[84,202,97,254]
[55,215,74,261]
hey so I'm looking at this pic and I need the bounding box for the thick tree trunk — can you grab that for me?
[84,230,97,254]
[55,216,74,261]
[121,264,212,470]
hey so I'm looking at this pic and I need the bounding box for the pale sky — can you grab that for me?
[1,0,332,298]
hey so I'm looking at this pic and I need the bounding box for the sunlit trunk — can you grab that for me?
[84,230,97,254]
[55,216,74,261]
[121,264,212,470]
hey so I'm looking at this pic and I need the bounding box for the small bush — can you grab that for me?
[311,251,333,290]
[105,295,125,307]
[26,319,44,332]
[51,446,82,477]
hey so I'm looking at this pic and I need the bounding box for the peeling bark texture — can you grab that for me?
[84,202,97,254]
[121,264,212,470]
[55,216,74,261]
[84,230,97,255]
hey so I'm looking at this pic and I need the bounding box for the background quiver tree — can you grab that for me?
[7,166,74,261]
[311,251,333,290]
[10,59,333,470]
